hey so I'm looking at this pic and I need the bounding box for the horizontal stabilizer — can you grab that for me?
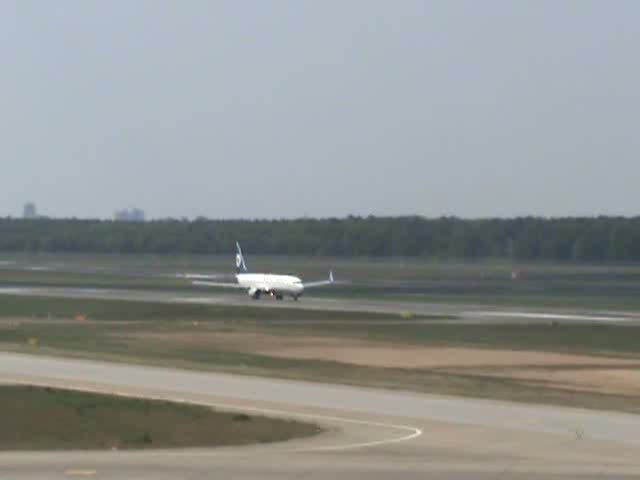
[180,273,228,280]
[192,280,244,289]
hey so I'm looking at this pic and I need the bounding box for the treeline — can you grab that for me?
[1,216,640,261]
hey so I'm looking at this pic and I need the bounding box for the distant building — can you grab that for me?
[23,202,38,219]
[130,208,145,222]
[114,208,146,222]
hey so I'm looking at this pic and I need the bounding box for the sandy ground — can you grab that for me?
[127,330,640,397]
[477,367,640,396]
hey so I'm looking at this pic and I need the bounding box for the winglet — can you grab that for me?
[302,270,336,289]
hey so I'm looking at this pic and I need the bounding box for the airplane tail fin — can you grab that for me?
[235,242,248,273]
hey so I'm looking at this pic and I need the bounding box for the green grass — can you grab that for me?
[5,253,640,309]
[0,294,408,322]
[4,294,639,357]
[0,385,319,450]
[1,293,639,357]
[2,294,640,414]
[0,268,192,292]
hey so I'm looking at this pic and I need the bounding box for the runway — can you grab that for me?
[1,352,640,479]
[1,285,640,325]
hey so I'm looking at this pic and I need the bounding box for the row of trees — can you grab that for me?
[1,216,640,261]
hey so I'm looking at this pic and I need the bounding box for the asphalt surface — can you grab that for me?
[1,352,640,479]
[1,285,640,325]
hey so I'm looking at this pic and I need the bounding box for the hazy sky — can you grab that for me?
[1,1,638,219]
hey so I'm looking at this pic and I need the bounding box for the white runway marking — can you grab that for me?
[172,297,225,304]
[469,310,635,323]
[0,287,34,294]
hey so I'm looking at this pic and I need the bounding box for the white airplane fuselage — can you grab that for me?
[189,242,333,300]
[236,273,304,299]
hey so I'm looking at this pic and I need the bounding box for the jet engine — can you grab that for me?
[247,287,261,299]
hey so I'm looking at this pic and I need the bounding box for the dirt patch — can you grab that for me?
[124,329,637,368]
[120,329,640,397]
[262,341,640,397]
[259,344,639,369]
[475,367,640,396]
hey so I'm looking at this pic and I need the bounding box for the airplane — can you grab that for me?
[190,242,335,300]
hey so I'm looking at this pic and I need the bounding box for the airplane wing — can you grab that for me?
[192,280,244,289]
[302,271,335,289]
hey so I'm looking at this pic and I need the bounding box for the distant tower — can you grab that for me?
[23,202,37,219]
[114,209,127,221]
